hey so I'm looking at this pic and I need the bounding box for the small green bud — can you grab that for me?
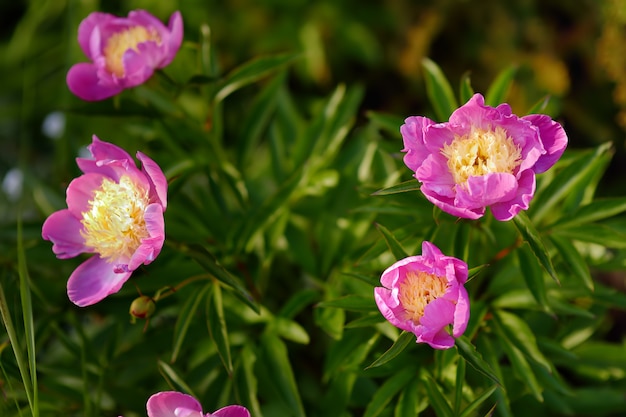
[129,295,156,323]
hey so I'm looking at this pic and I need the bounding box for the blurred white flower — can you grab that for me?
[41,111,66,139]
[2,167,24,201]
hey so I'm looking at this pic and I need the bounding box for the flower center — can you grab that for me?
[103,26,162,77]
[398,271,448,323]
[81,175,150,261]
[441,126,522,185]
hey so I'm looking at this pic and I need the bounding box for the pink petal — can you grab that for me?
[121,45,159,87]
[138,151,168,209]
[66,62,124,101]
[163,11,184,67]
[524,114,568,173]
[490,169,536,221]
[77,12,114,59]
[456,172,518,209]
[89,135,134,162]
[449,94,501,131]
[147,392,203,417]
[211,405,251,417]
[421,241,443,260]
[127,204,165,271]
[41,210,87,259]
[65,172,107,218]
[452,285,470,337]
[420,186,484,219]
[401,116,436,172]
[67,255,132,306]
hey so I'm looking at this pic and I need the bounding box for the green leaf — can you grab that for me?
[278,289,320,319]
[157,360,197,398]
[526,95,550,114]
[259,332,306,417]
[272,317,310,345]
[171,283,211,363]
[549,235,594,291]
[376,223,410,261]
[394,377,423,417]
[421,57,458,121]
[552,223,626,249]
[371,179,421,196]
[485,65,517,106]
[493,322,544,402]
[421,372,454,417]
[365,331,414,369]
[551,197,626,228]
[367,110,405,137]
[214,52,298,104]
[234,344,263,417]
[454,357,466,415]
[183,244,259,313]
[513,211,559,284]
[459,385,498,417]
[455,336,501,385]
[317,295,376,312]
[17,218,38,417]
[237,72,284,168]
[459,71,475,104]
[363,367,417,417]
[516,244,551,310]
[530,142,613,224]
[493,310,552,373]
[206,283,233,374]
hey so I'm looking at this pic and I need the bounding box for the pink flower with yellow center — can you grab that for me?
[374,241,469,349]
[145,391,250,417]
[42,136,167,306]
[67,10,183,101]
[401,93,568,221]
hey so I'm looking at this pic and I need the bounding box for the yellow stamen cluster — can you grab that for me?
[441,126,522,185]
[81,176,150,261]
[103,26,161,77]
[399,271,448,323]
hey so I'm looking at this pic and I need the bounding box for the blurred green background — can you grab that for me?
[2,1,626,416]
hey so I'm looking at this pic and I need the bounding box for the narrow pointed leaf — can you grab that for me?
[371,180,421,196]
[513,211,559,283]
[422,372,454,417]
[516,244,551,310]
[259,332,306,417]
[459,71,475,104]
[206,283,233,374]
[493,310,552,372]
[455,336,501,385]
[367,110,405,137]
[493,322,544,402]
[421,57,458,120]
[157,360,197,398]
[317,295,377,312]
[394,377,422,417]
[363,367,416,417]
[526,95,550,114]
[551,197,626,229]
[184,244,259,313]
[549,235,594,291]
[171,283,211,363]
[485,66,517,106]
[459,385,498,417]
[531,142,613,223]
[366,331,414,369]
[214,53,298,103]
[376,223,410,260]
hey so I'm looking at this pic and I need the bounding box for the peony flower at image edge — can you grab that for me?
[66,9,183,101]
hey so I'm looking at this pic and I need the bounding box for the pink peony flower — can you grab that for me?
[401,93,568,221]
[67,10,183,101]
[374,241,469,349]
[146,391,250,417]
[42,135,167,306]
